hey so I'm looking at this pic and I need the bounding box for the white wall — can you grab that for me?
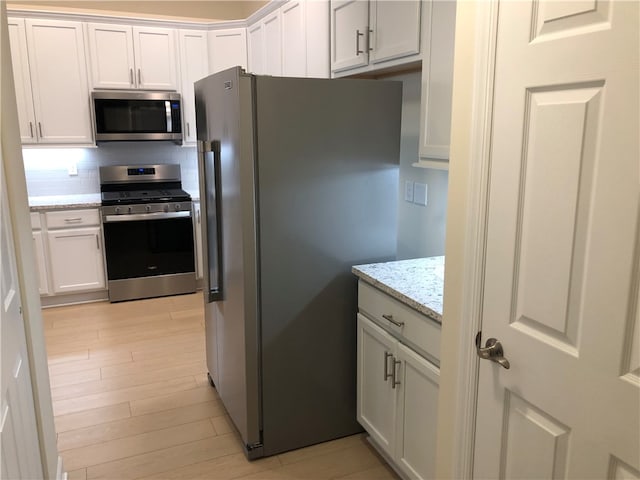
[391,71,448,260]
[23,143,200,197]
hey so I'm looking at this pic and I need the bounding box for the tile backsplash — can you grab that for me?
[22,142,200,198]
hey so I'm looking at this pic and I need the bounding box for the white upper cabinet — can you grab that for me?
[330,0,422,76]
[7,18,37,144]
[11,18,93,145]
[262,10,283,76]
[417,0,456,166]
[208,28,247,74]
[87,23,178,90]
[178,29,208,144]
[281,1,306,77]
[249,0,330,78]
[247,22,265,74]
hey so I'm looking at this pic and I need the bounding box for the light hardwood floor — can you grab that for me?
[42,293,398,480]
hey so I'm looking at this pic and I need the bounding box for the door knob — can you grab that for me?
[475,331,510,369]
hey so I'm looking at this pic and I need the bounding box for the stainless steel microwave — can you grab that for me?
[92,91,182,143]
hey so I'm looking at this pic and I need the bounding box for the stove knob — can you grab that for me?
[145,205,151,212]
[115,207,121,214]
[127,206,133,214]
[175,203,181,211]
[164,205,169,213]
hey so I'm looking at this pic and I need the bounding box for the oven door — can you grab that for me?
[102,211,195,281]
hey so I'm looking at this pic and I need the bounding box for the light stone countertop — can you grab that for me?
[29,194,102,211]
[352,256,445,323]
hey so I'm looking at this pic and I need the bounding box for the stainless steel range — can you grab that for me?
[100,164,196,302]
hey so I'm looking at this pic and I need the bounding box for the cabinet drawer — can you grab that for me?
[45,209,100,228]
[30,212,42,229]
[358,281,441,364]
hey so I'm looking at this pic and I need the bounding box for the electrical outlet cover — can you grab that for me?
[413,182,427,206]
[404,180,414,202]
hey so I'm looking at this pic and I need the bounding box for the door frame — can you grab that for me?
[437,2,500,478]
[1,4,61,478]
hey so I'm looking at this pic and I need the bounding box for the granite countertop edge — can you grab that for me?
[29,194,103,211]
[352,256,444,323]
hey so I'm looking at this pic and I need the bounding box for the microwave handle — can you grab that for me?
[165,101,172,133]
[198,140,224,303]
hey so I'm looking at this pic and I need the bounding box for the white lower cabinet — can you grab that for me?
[40,209,106,295]
[357,283,440,480]
[30,213,49,295]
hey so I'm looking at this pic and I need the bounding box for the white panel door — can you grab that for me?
[357,314,396,457]
[47,227,105,294]
[0,158,43,479]
[281,0,306,77]
[7,18,37,144]
[208,28,247,74]
[87,23,136,89]
[262,10,282,76]
[369,0,421,65]
[474,1,640,478]
[247,22,264,75]
[330,0,368,73]
[179,29,208,144]
[133,26,178,90]
[24,19,93,144]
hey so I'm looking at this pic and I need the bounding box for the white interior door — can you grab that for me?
[474,1,639,478]
[0,156,43,479]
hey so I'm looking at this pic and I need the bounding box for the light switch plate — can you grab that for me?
[68,162,78,176]
[414,182,427,206]
[404,180,414,202]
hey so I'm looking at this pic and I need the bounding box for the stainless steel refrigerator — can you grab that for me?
[195,67,401,459]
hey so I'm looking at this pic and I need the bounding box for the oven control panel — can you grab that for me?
[102,201,192,219]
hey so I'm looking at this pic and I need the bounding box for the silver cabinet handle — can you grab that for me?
[96,234,100,250]
[138,68,142,85]
[129,68,134,85]
[38,122,43,137]
[355,29,364,55]
[382,313,404,327]
[475,331,510,369]
[391,358,401,389]
[383,351,392,381]
[368,28,373,52]
[29,122,34,138]
[64,217,83,223]
[196,208,200,224]
[187,122,190,138]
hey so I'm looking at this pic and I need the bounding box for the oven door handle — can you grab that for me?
[198,139,223,303]
[103,211,192,223]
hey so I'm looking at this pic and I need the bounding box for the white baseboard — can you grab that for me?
[56,456,67,480]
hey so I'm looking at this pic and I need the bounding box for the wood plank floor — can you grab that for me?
[42,293,398,480]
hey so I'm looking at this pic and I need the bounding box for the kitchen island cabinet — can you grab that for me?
[353,257,443,480]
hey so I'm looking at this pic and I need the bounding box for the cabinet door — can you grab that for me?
[179,30,208,144]
[32,231,49,296]
[330,0,368,73]
[369,1,421,65]
[47,226,105,294]
[193,202,203,280]
[305,0,330,78]
[25,19,93,144]
[263,10,282,76]
[419,0,456,163]
[357,313,397,457]
[281,1,306,77]
[7,18,37,144]
[247,22,264,74]
[395,343,439,480]
[87,23,136,89]
[208,28,247,74]
[133,26,178,90]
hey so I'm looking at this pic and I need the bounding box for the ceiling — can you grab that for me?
[6,1,270,21]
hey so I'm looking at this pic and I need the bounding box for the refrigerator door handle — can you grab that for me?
[198,140,224,303]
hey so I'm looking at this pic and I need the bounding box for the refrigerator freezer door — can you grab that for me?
[195,67,262,453]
